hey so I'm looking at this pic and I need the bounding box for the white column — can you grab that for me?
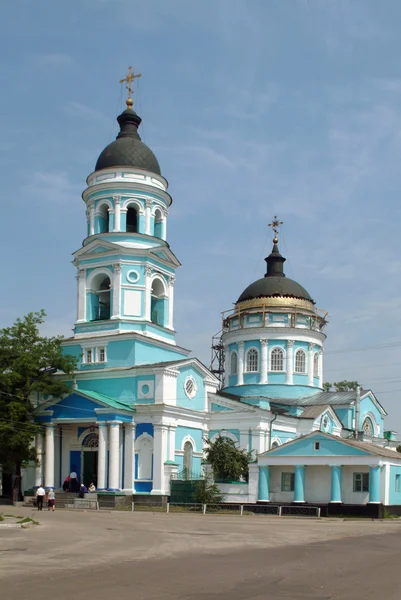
[318,349,323,387]
[97,423,108,491]
[111,264,122,319]
[145,199,152,235]
[89,204,95,236]
[161,214,167,240]
[76,268,86,323]
[168,425,176,462]
[167,276,175,330]
[35,433,43,487]
[308,342,314,387]
[286,340,294,385]
[123,423,136,492]
[260,339,268,384]
[144,265,152,321]
[44,424,55,489]
[151,424,168,494]
[108,422,121,491]
[237,341,244,385]
[113,195,121,232]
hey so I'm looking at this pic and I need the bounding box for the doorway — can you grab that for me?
[83,451,98,487]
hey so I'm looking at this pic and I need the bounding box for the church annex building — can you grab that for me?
[12,78,401,516]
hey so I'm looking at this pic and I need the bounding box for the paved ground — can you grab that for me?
[1,506,401,599]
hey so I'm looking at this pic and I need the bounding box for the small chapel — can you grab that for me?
[21,70,401,515]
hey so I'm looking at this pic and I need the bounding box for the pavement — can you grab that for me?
[1,506,401,599]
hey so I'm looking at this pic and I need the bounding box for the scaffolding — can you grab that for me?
[210,329,225,389]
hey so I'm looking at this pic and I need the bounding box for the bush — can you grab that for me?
[193,477,224,505]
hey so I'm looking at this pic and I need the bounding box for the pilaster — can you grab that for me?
[308,342,314,386]
[237,341,244,386]
[123,423,136,493]
[144,264,152,321]
[111,264,122,320]
[76,268,86,323]
[113,195,121,232]
[151,424,168,495]
[145,199,152,235]
[167,276,175,330]
[286,340,294,385]
[260,338,268,384]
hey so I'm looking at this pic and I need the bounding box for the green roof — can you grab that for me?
[80,390,134,412]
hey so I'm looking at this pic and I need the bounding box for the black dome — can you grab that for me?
[236,238,314,304]
[95,107,161,175]
[237,276,313,303]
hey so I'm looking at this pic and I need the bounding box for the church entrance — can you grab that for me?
[83,451,98,487]
[81,432,99,487]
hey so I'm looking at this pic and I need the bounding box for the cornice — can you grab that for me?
[222,327,326,345]
[82,181,172,207]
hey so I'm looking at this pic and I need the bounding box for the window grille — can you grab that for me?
[295,349,306,373]
[362,418,374,436]
[246,349,259,372]
[270,348,284,371]
[86,349,92,364]
[353,472,369,492]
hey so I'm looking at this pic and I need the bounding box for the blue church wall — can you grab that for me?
[266,373,286,384]
[48,394,102,420]
[70,450,81,483]
[78,377,135,403]
[389,466,401,505]
[271,429,294,444]
[335,408,353,429]
[135,339,187,363]
[243,372,259,384]
[313,376,320,387]
[176,367,205,411]
[359,396,384,436]
[267,434,370,457]
[135,423,154,439]
[227,375,238,387]
[293,374,309,385]
[223,383,320,399]
[176,426,203,452]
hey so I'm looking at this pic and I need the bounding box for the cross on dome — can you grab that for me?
[119,66,142,108]
[268,216,284,243]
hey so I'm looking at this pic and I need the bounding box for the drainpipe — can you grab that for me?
[355,385,361,440]
[268,412,279,450]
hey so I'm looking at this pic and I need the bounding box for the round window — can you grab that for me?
[126,270,140,283]
[184,377,196,399]
[141,384,150,396]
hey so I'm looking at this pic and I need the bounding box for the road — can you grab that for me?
[1,507,401,599]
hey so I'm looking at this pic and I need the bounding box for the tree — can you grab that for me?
[203,435,254,482]
[0,311,77,499]
[323,381,361,392]
[193,476,224,505]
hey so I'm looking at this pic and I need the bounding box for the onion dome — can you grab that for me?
[95,100,161,174]
[237,237,314,305]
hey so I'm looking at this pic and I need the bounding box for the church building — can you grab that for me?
[28,72,401,515]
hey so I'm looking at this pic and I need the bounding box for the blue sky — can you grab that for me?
[2,1,401,430]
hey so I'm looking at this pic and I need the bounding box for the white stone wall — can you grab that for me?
[341,465,370,505]
[304,466,331,503]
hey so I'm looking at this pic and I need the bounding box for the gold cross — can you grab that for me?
[268,216,284,236]
[119,66,142,106]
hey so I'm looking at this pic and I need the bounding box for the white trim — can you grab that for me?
[150,273,168,296]
[95,198,114,213]
[122,197,145,214]
[180,435,197,452]
[184,376,197,400]
[86,267,113,289]
[210,431,238,443]
[270,437,282,447]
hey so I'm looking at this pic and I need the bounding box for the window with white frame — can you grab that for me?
[362,418,374,437]
[85,349,93,364]
[270,347,284,371]
[294,349,306,373]
[246,348,259,372]
[230,351,238,375]
[184,376,197,399]
[396,474,401,494]
[313,353,319,377]
[281,472,295,492]
[98,347,106,362]
[353,472,369,492]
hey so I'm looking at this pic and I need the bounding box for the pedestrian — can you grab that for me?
[36,485,46,511]
[70,469,79,493]
[79,484,88,498]
[88,482,96,493]
[47,489,56,511]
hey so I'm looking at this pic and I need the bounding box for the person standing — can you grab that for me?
[70,469,79,493]
[47,489,56,511]
[36,485,46,511]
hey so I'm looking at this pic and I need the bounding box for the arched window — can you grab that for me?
[90,273,111,321]
[271,441,279,449]
[230,351,238,375]
[150,278,166,327]
[97,204,110,233]
[183,441,193,477]
[313,353,319,377]
[362,418,374,437]
[154,208,163,239]
[246,348,259,372]
[126,206,138,233]
[295,349,306,373]
[270,348,284,371]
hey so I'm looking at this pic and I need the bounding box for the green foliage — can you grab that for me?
[203,435,253,483]
[323,381,361,393]
[396,445,401,454]
[193,477,224,505]
[0,311,77,495]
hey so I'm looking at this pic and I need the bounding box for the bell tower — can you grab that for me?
[72,69,180,347]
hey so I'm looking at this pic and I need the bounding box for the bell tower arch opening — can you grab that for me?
[126,205,138,233]
[150,277,167,327]
[89,272,112,321]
